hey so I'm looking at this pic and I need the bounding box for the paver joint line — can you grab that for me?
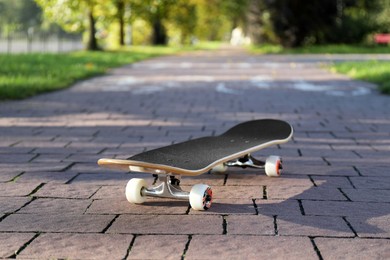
[341,217,358,237]
[181,235,193,260]
[309,237,324,260]
[10,232,41,258]
[273,215,279,236]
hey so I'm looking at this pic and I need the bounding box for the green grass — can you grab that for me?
[331,61,390,94]
[250,43,390,94]
[250,44,390,54]
[0,43,221,100]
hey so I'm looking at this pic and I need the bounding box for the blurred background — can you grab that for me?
[1,0,390,52]
[1,0,390,99]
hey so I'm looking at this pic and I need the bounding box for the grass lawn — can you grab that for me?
[331,61,390,94]
[250,44,390,54]
[0,42,221,100]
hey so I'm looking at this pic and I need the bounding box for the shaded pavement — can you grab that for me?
[0,47,389,259]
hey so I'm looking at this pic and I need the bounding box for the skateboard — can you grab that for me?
[98,119,293,211]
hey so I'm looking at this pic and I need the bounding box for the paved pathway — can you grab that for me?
[0,47,389,259]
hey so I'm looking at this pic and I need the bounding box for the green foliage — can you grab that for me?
[35,0,85,32]
[265,0,385,47]
[130,0,176,45]
[331,61,390,94]
[0,0,41,33]
[377,0,390,33]
[327,0,381,44]
[194,0,230,41]
[4,0,390,49]
[169,0,197,44]
[34,0,114,50]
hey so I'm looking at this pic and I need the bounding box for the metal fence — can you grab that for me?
[0,30,83,53]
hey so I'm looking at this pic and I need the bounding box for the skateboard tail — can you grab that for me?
[98,158,168,174]
[98,159,134,171]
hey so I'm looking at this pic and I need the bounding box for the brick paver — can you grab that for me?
[0,48,389,259]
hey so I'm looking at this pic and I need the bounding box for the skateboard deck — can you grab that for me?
[98,119,293,176]
[98,119,293,210]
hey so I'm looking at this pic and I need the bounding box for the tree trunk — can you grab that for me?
[151,19,167,45]
[86,7,99,51]
[247,0,264,44]
[117,0,125,46]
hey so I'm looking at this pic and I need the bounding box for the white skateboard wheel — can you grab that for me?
[265,156,282,177]
[210,163,228,174]
[189,184,213,211]
[125,178,147,204]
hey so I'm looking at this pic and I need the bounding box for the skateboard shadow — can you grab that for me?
[212,169,388,237]
[142,200,190,208]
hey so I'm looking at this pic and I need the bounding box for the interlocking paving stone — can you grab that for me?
[189,199,257,215]
[17,198,92,214]
[0,233,36,258]
[0,182,41,197]
[346,215,390,238]
[342,188,390,203]
[68,172,139,185]
[315,238,390,259]
[33,183,100,199]
[128,235,188,259]
[302,200,390,217]
[14,171,79,184]
[355,166,389,177]
[0,213,114,233]
[0,171,23,183]
[277,215,354,237]
[87,197,189,215]
[185,235,318,259]
[210,185,263,199]
[29,153,71,163]
[256,199,302,217]
[0,154,36,163]
[287,165,359,177]
[226,215,275,235]
[349,176,390,189]
[0,197,31,214]
[180,173,226,186]
[91,185,124,199]
[17,233,133,260]
[311,176,355,188]
[267,186,347,201]
[107,215,223,234]
[0,162,71,174]
[225,173,313,186]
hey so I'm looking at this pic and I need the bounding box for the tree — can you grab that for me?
[246,0,265,44]
[265,0,338,47]
[190,0,253,43]
[264,0,384,47]
[377,0,390,33]
[116,0,126,46]
[131,0,176,45]
[169,0,197,44]
[219,0,249,30]
[325,0,382,44]
[0,0,42,34]
[35,0,108,50]
[113,0,132,46]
